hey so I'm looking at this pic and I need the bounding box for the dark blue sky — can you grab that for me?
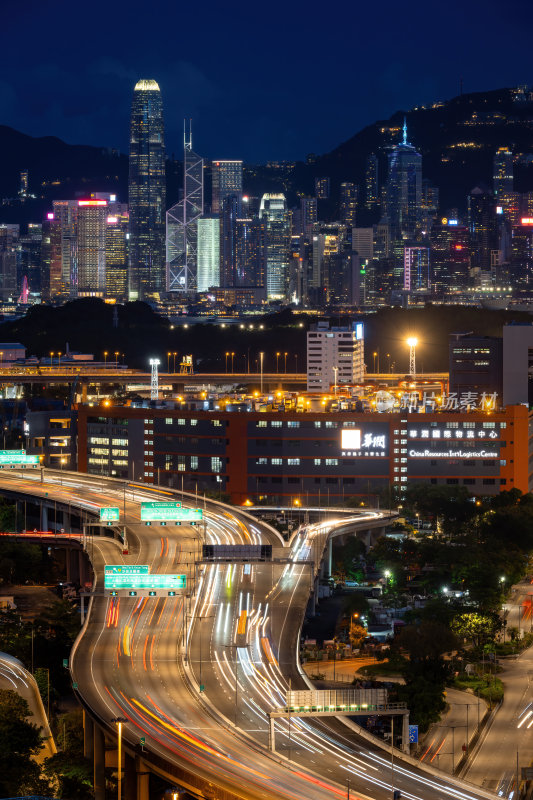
[2,0,532,162]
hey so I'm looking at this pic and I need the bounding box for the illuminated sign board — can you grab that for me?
[521,218,533,225]
[104,572,186,590]
[341,428,387,457]
[355,322,364,340]
[341,430,361,449]
[140,501,182,522]
[0,450,39,466]
[105,565,149,576]
[78,199,107,206]
[100,507,120,522]
[409,448,498,459]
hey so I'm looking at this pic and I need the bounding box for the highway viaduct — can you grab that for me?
[0,470,497,800]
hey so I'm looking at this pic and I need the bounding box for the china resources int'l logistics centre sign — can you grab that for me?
[408,448,499,459]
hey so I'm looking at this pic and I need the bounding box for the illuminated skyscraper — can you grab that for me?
[468,186,498,272]
[166,121,204,293]
[385,121,422,238]
[212,161,243,214]
[259,194,290,300]
[197,217,220,291]
[105,210,129,299]
[339,182,358,227]
[128,79,166,301]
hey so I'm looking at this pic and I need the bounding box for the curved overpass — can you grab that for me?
[0,470,498,800]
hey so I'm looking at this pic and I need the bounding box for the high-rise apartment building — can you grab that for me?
[77,200,108,295]
[211,161,243,214]
[385,123,422,238]
[166,122,204,293]
[365,154,379,209]
[19,171,29,198]
[299,197,317,236]
[315,177,330,199]
[493,147,514,198]
[197,217,220,291]
[339,183,358,227]
[306,320,365,392]
[259,194,290,300]
[128,79,166,301]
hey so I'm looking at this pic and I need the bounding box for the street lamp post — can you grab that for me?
[406,337,418,377]
[276,352,280,373]
[111,716,127,800]
[260,352,264,394]
[333,366,338,396]
[284,352,288,373]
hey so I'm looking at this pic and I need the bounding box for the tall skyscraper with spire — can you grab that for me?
[128,79,166,301]
[385,119,422,239]
[166,120,204,293]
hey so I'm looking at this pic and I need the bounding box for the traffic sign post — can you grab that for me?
[408,725,418,744]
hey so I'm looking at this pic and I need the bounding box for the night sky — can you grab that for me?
[2,0,532,163]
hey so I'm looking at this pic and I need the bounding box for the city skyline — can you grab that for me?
[1,0,532,162]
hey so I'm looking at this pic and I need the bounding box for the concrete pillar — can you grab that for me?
[65,549,71,582]
[93,724,106,800]
[136,756,150,800]
[327,536,333,577]
[83,710,94,760]
[124,752,136,800]
[402,713,410,754]
[78,550,85,585]
[63,509,71,532]
[41,503,48,531]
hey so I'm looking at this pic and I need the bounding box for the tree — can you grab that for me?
[452,612,499,648]
[0,689,49,796]
[392,622,458,732]
[45,709,92,800]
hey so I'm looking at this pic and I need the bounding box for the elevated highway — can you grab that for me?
[0,470,497,800]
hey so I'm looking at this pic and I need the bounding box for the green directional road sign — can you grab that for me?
[100,507,120,522]
[140,501,182,522]
[140,737,146,746]
[105,565,149,575]
[0,450,39,466]
[104,572,187,590]
[62,658,68,668]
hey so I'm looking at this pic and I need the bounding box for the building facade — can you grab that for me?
[307,320,365,391]
[77,403,533,505]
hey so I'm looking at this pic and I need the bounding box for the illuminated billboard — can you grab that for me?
[340,427,388,457]
[341,430,361,450]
